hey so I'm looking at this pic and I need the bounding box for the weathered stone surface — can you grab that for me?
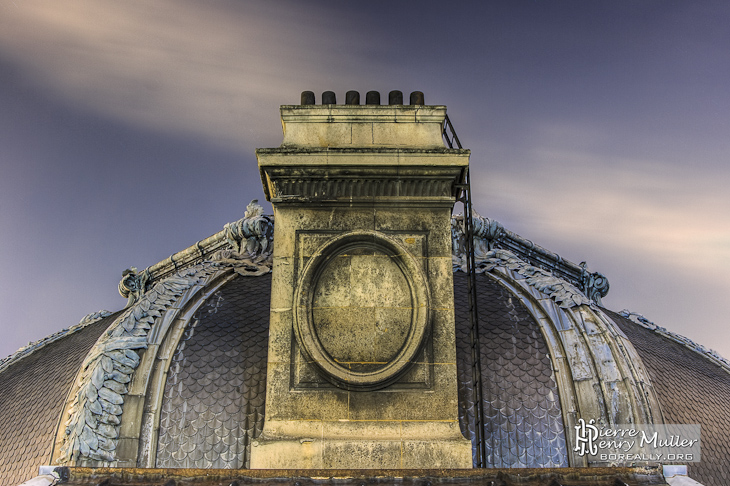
[311,248,411,369]
[278,105,447,148]
[253,101,471,468]
[294,231,431,391]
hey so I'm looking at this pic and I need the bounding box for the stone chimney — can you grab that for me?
[253,91,472,468]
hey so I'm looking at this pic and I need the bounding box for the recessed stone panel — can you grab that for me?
[311,248,412,372]
[295,231,430,390]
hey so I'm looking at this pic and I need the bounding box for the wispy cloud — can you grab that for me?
[472,132,730,354]
[481,145,730,270]
[0,0,728,361]
[0,0,384,151]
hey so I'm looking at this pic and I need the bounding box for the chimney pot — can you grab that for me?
[366,91,381,105]
[409,91,425,106]
[345,91,360,105]
[300,91,315,105]
[389,90,403,105]
[322,91,337,104]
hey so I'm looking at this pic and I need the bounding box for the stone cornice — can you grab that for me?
[268,175,457,203]
[259,156,467,204]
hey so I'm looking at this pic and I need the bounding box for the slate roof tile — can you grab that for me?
[607,309,730,486]
[454,272,568,468]
[155,273,270,469]
[0,312,118,486]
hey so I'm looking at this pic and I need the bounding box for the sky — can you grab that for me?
[0,0,728,360]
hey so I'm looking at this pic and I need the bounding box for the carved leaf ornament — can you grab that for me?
[473,249,590,308]
[59,257,268,463]
[58,204,272,465]
[224,199,273,256]
[56,203,730,464]
[452,212,591,308]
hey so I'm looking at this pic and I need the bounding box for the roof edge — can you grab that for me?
[617,309,730,374]
[0,310,116,373]
[56,465,669,485]
[452,212,609,305]
[118,200,273,307]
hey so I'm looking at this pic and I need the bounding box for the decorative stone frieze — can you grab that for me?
[260,163,459,202]
[467,248,590,308]
[259,153,468,205]
[56,206,273,466]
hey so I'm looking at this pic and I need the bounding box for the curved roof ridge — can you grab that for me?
[118,200,273,307]
[451,212,609,305]
[618,309,730,374]
[456,247,591,308]
[0,310,114,373]
[1,201,273,375]
[58,250,271,464]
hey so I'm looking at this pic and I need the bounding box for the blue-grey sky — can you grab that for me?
[1,0,729,360]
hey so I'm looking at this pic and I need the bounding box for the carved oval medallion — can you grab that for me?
[294,231,430,390]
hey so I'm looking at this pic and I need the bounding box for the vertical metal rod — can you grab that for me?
[444,115,487,468]
[463,168,487,468]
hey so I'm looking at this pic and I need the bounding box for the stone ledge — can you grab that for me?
[57,466,669,485]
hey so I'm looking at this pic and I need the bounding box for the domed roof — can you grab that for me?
[2,98,726,486]
[609,309,730,485]
[0,311,120,483]
[1,206,727,486]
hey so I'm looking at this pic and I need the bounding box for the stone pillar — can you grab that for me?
[252,100,472,468]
